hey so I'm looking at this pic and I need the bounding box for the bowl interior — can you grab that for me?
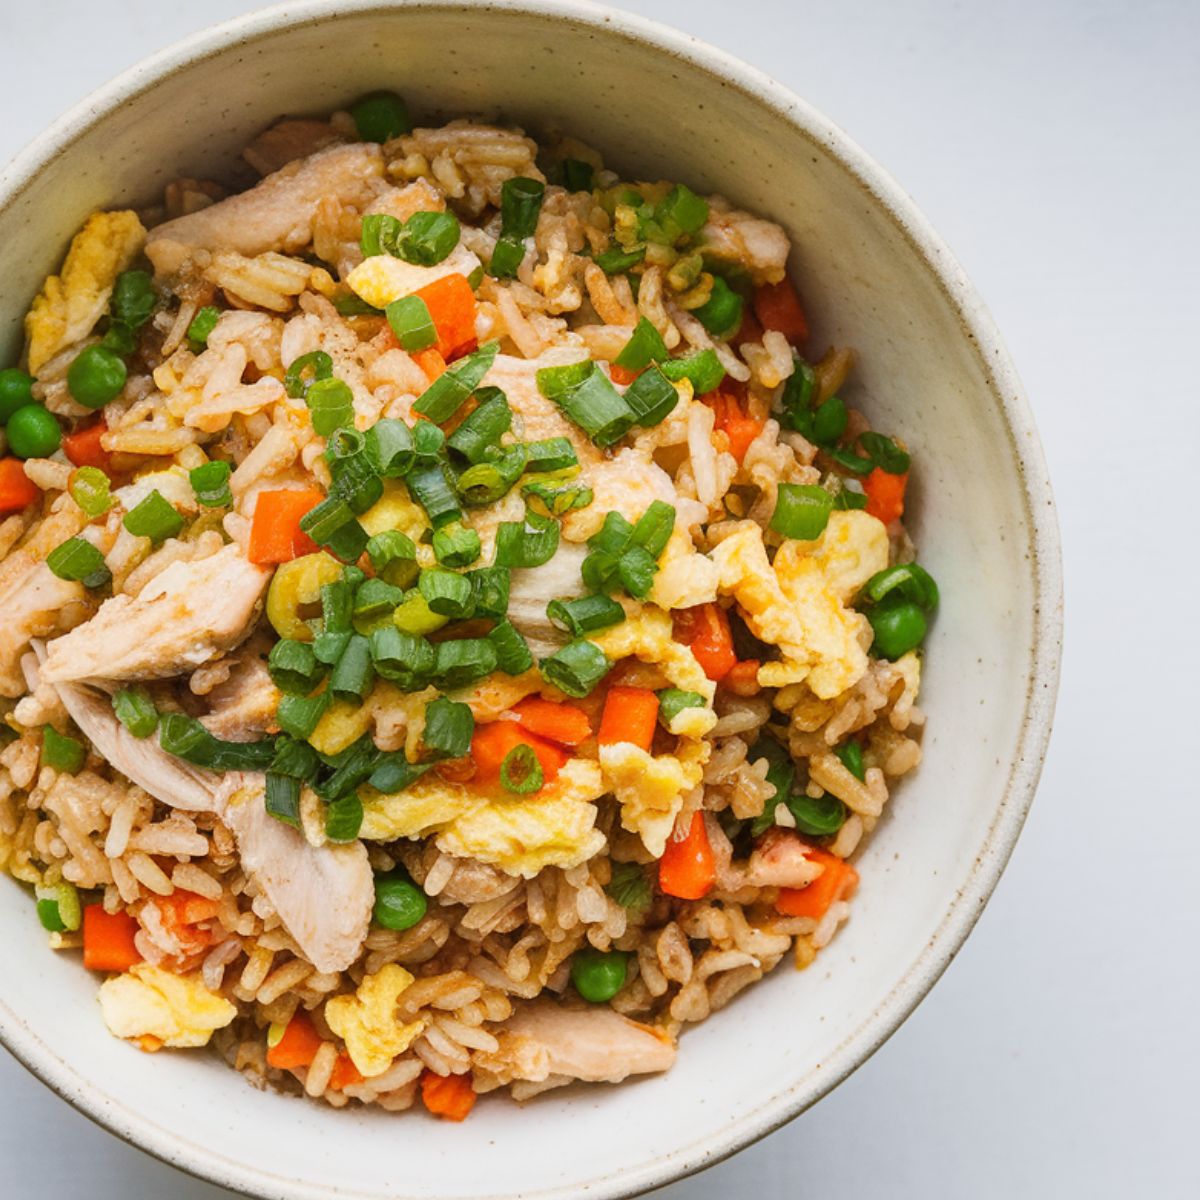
[0,4,1057,1198]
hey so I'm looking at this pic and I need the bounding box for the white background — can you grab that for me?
[1,0,1196,1196]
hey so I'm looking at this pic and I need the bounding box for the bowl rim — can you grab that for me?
[0,1,1064,1197]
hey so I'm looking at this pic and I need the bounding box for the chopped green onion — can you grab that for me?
[494,508,559,569]
[693,275,743,339]
[833,483,868,510]
[810,396,848,446]
[46,537,111,589]
[617,545,658,599]
[270,736,320,782]
[836,740,866,781]
[522,480,593,517]
[659,349,725,396]
[546,594,625,637]
[595,246,645,274]
[654,184,709,241]
[787,791,847,837]
[859,431,912,475]
[432,637,498,688]
[158,712,276,771]
[349,90,411,142]
[657,688,706,726]
[315,733,381,800]
[36,881,82,933]
[369,627,434,690]
[589,511,635,555]
[352,577,404,623]
[488,619,533,674]
[187,305,221,347]
[539,638,610,698]
[42,725,86,773]
[614,317,669,371]
[268,640,323,695]
[329,634,375,703]
[468,565,511,618]
[605,862,651,912]
[385,294,436,351]
[780,358,817,430]
[305,377,355,437]
[423,696,474,757]
[299,497,369,562]
[276,692,332,740]
[536,359,634,447]
[313,630,352,666]
[264,772,302,828]
[561,159,595,192]
[500,743,543,794]
[189,460,233,508]
[446,393,511,463]
[392,589,449,636]
[364,418,415,478]
[322,576,355,634]
[411,419,446,464]
[360,213,402,258]
[111,270,157,331]
[407,463,462,528]
[456,445,527,505]
[631,500,675,557]
[860,563,939,611]
[325,793,364,842]
[500,177,546,239]
[827,447,874,475]
[112,686,159,738]
[523,437,578,474]
[369,753,430,794]
[418,568,475,618]
[327,428,383,514]
[488,236,526,279]
[769,483,833,541]
[395,211,461,266]
[68,466,113,517]
[284,350,333,399]
[413,341,498,423]
[122,490,183,543]
[366,529,418,588]
[432,521,482,568]
[750,739,797,836]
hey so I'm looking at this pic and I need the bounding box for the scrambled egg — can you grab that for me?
[324,964,426,1078]
[711,513,887,699]
[590,608,715,704]
[346,244,481,310]
[650,528,720,611]
[98,964,236,1050]
[361,759,606,877]
[600,739,709,857]
[25,211,147,373]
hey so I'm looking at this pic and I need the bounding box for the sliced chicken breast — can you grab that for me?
[506,540,588,657]
[0,563,85,697]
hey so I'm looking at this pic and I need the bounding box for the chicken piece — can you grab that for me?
[0,563,85,697]
[199,651,280,742]
[25,210,147,372]
[429,854,522,906]
[242,119,343,176]
[700,204,790,285]
[500,1002,676,1083]
[741,828,823,889]
[145,143,385,277]
[505,540,587,657]
[561,448,680,543]
[219,775,373,975]
[482,352,605,454]
[41,544,271,685]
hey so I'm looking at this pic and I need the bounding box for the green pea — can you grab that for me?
[6,405,61,458]
[868,600,927,659]
[349,91,412,143]
[810,395,848,445]
[67,346,127,409]
[570,948,629,1003]
[786,791,847,837]
[372,873,427,931]
[0,368,35,423]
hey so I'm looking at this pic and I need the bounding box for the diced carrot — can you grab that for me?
[329,1051,364,1091]
[412,347,447,382]
[863,468,908,525]
[247,488,324,565]
[148,889,220,954]
[775,848,860,920]
[62,418,111,470]
[510,697,592,747]
[435,755,477,784]
[471,721,570,789]
[753,278,809,344]
[723,659,761,697]
[0,457,39,514]
[597,686,659,752]
[708,390,764,465]
[266,1011,323,1070]
[82,905,142,972]
[420,1068,477,1121]
[608,364,642,386]
[672,603,737,682]
[658,812,716,901]
[413,273,478,361]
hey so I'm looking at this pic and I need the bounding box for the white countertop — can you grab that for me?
[1,1,1194,1195]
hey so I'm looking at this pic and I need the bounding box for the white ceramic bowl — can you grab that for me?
[0,2,1062,1196]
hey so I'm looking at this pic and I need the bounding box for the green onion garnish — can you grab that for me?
[41,725,86,773]
[536,359,634,447]
[769,483,834,541]
[656,688,706,726]
[432,637,498,688]
[523,437,578,474]
[349,90,411,143]
[539,638,610,698]
[522,480,593,517]
[780,357,817,429]
[391,590,448,636]
[123,490,183,544]
[36,881,82,933]
[631,500,675,557]
[617,545,658,599]
[369,753,430,794]
[352,577,404,624]
[432,521,482,568]
[111,270,156,331]
[299,497,369,562]
[276,692,332,740]
[836,739,866,781]
[446,392,512,464]
[561,159,595,192]
[860,563,939,611]
[833,483,868,510]
[494,508,560,569]
[385,294,437,352]
[605,862,651,912]
[749,738,796,836]
[46,537,111,589]
[187,305,221,347]
[827,447,874,475]
[654,184,709,242]
[787,791,847,836]
[500,743,543,794]
[284,350,333,399]
[325,793,364,842]
[659,349,726,396]
[306,377,355,437]
[314,630,352,666]
[595,246,645,274]
[810,396,848,446]
[423,697,474,758]
[418,568,475,619]
[322,576,355,634]
[68,465,113,518]
[621,365,678,427]
[364,418,415,478]
[366,529,418,588]
[693,275,744,339]
[268,639,324,695]
[546,594,625,637]
[112,686,158,738]
[189,460,233,508]
[396,211,461,266]
[270,736,320,783]
[468,565,511,618]
[158,712,275,770]
[456,445,527,505]
[264,772,302,828]
[411,419,446,464]
[329,634,375,703]
[369,626,435,690]
[488,619,533,674]
[407,463,461,527]
[413,341,498,423]
[859,431,912,475]
[489,237,526,279]
[489,177,546,278]
[315,734,381,801]
[327,428,384,514]
[614,317,668,371]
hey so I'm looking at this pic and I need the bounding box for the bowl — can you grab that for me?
[0,2,1062,1196]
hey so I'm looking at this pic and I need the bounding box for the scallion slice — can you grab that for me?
[500,743,543,794]
[385,294,437,351]
[561,159,595,192]
[325,793,364,842]
[432,637,498,689]
[349,90,411,143]
[187,305,221,347]
[654,184,709,241]
[366,529,418,588]
[391,590,448,636]
[407,463,461,527]
[456,445,527,505]
[276,692,332,740]
[328,634,375,703]
[446,393,511,463]
[396,211,461,266]
[268,639,324,695]
[418,568,475,619]
[189,459,233,508]
[488,619,534,674]
[523,437,578,474]
[432,521,482,568]
[860,563,939,611]
[264,772,302,828]
[352,577,404,624]
[621,365,678,427]
[284,350,333,399]
[158,712,275,771]
[368,753,430,794]
[859,431,912,475]
[413,341,498,423]
[614,317,668,371]
[631,500,675,557]
[46,537,111,589]
[364,418,415,478]
[693,275,743,339]
[41,726,86,774]
[539,638,610,698]
[488,237,526,279]
[546,594,626,637]
[522,479,593,517]
[468,565,511,618]
[270,736,320,783]
[327,428,384,514]
[769,483,833,541]
[299,497,369,562]
[536,359,634,447]
[122,490,183,543]
[411,419,446,464]
[594,246,645,274]
[112,686,158,738]
[617,545,658,599]
[490,177,546,278]
[68,466,113,517]
[656,688,706,726]
[827,447,874,475]
[494,508,559,569]
[659,349,726,396]
[423,696,474,758]
[306,377,355,437]
[369,626,435,690]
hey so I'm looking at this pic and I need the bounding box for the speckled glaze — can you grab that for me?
[0,3,1062,1197]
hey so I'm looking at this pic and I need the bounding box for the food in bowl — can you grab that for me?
[0,93,937,1119]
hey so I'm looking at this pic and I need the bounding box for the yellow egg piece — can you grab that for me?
[324,964,426,1077]
[98,964,236,1050]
